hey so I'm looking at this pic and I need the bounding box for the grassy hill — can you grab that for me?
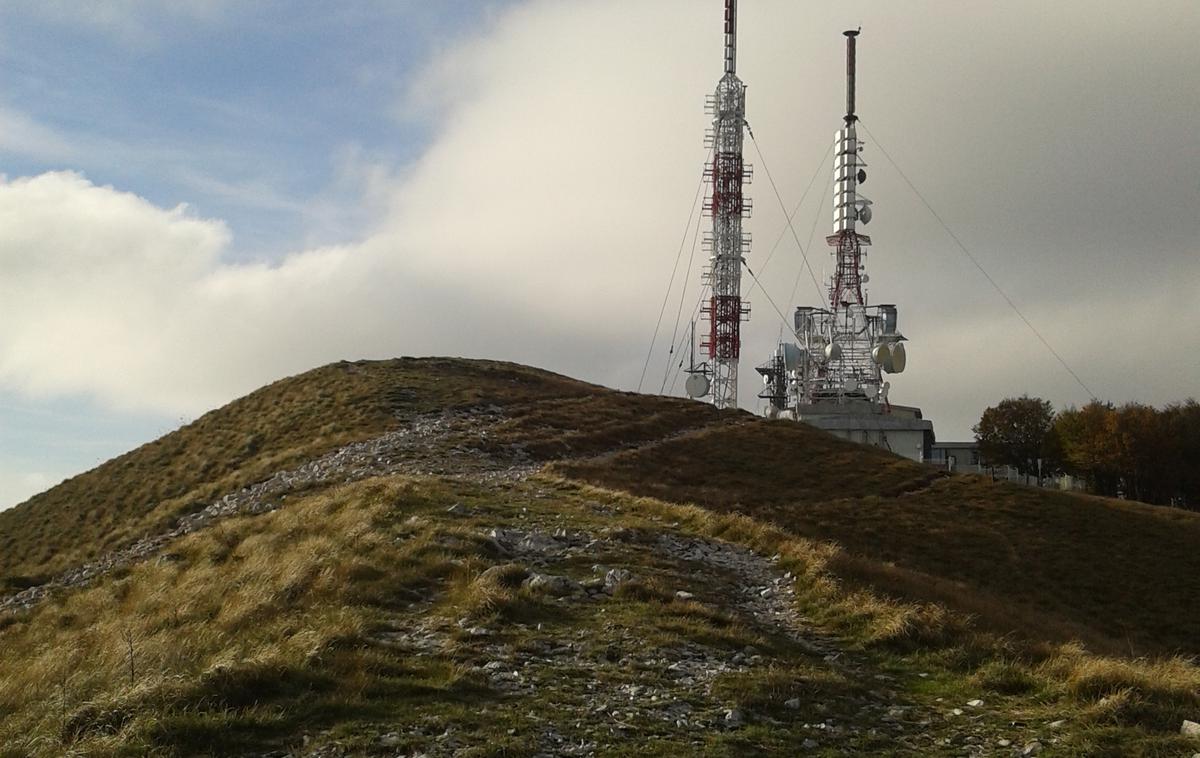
[554,421,1200,658]
[0,359,603,585]
[2,358,1199,757]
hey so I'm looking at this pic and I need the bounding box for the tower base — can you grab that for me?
[782,401,934,463]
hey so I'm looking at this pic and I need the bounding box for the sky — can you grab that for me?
[1,0,1198,509]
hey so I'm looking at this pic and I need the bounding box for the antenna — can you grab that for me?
[724,0,737,75]
[692,0,751,409]
[844,29,860,125]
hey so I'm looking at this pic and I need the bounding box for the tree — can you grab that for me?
[974,396,1059,484]
[1113,403,1167,503]
[1056,401,1120,496]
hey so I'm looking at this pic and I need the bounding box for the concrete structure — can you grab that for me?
[802,402,934,462]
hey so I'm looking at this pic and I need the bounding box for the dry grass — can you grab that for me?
[553,420,1200,657]
[560,478,1200,745]
[0,476,503,756]
[0,358,599,585]
[4,357,1199,753]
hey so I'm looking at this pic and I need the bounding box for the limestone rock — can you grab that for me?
[525,572,581,597]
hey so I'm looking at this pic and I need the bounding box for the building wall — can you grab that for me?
[826,428,927,463]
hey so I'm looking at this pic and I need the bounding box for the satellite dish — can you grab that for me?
[843,379,859,393]
[871,343,891,366]
[857,169,867,184]
[824,342,842,361]
[685,372,710,398]
[858,205,872,224]
[886,342,907,373]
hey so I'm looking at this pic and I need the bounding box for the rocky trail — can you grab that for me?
[0,407,528,616]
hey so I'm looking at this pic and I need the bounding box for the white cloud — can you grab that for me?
[1,0,1198,446]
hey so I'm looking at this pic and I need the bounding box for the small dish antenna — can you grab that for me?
[884,342,907,373]
[871,343,891,366]
[685,372,711,398]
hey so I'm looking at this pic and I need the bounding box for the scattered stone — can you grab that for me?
[1022,741,1043,756]
[966,699,984,707]
[1182,720,1200,736]
[378,732,402,748]
[802,738,819,749]
[724,709,744,728]
[1047,719,1067,729]
[1,407,531,616]
[785,698,802,710]
[525,572,581,597]
[675,590,696,601]
[446,502,469,515]
[604,568,634,592]
[998,738,1012,747]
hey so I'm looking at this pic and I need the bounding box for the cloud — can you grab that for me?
[1,0,1198,446]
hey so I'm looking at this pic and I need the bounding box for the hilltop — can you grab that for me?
[2,358,1199,757]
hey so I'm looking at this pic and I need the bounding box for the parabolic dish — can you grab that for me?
[824,342,842,361]
[888,342,907,373]
[871,343,891,366]
[685,372,711,398]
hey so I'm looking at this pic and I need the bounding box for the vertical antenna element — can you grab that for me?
[844,29,859,124]
[688,0,751,409]
[724,0,738,75]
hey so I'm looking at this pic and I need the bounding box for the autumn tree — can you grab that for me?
[974,396,1059,484]
[1056,401,1120,496]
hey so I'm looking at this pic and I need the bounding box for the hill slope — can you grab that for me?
[2,358,1199,757]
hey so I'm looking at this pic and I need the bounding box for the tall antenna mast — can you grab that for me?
[829,28,870,309]
[755,28,928,461]
[690,0,752,409]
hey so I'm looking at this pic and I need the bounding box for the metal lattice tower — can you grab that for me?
[698,0,751,410]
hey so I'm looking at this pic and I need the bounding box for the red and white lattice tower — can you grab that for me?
[698,0,751,410]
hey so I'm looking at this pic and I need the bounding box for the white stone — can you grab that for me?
[1182,720,1200,736]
